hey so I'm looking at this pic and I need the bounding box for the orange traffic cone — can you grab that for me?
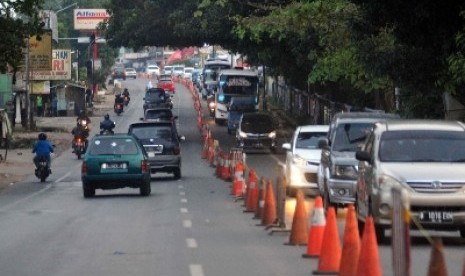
[221,154,231,181]
[302,196,326,258]
[339,204,361,276]
[313,206,341,275]
[260,179,277,226]
[232,161,245,197]
[254,177,266,220]
[285,190,308,246]
[356,216,382,276]
[244,169,258,213]
[427,238,448,276]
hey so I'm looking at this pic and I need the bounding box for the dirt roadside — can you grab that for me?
[0,89,116,192]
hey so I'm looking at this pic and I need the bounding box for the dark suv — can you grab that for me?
[143,88,173,111]
[128,122,184,179]
[317,112,400,212]
[235,112,277,153]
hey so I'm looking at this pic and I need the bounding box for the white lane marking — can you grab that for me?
[55,171,72,183]
[181,198,187,203]
[189,264,204,276]
[183,220,192,228]
[186,238,197,248]
[180,208,188,213]
[179,191,185,196]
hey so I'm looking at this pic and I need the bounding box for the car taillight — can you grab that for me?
[81,162,88,174]
[141,160,149,173]
[174,147,180,155]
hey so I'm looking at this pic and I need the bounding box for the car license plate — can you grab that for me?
[419,211,453,223]
[102,162,126,169]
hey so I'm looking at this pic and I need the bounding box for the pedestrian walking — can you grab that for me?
[36,95,43,117]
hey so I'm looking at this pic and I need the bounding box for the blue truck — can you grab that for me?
[227,96,257,134]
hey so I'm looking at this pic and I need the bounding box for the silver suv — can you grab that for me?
[355,119,465,241]
[317,112,400,212]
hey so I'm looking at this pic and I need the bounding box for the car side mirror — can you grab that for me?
[317,138,330,150]
[355,150,371,163]
[282,143,291,150]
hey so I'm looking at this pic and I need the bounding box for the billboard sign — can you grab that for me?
[28,31,52,71]
[28,49,72,81]
[74,9,110,30]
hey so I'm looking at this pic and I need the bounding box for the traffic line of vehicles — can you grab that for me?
[280,111,465,241]
[80,70,184,198]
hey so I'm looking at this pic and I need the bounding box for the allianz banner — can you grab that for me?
[29,49,72,81]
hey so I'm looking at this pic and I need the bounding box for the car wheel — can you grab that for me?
[174,168,181,179]
[460,227,465,238]
[323,188,332,213]
[374,223,387,244]
[140,181,151,196]
[286,186,296,197]
[357,219,365,237]
[83,182,95,198]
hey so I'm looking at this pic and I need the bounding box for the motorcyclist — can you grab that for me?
[32,133,54,173]
[72,122,89,153]
[100,113,116,134]
[114,93,124,110]
[76,109,91,126]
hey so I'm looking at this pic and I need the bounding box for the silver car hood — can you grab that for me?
[330,151,357,165]
[379,162,465,182]
[294,149,322,161]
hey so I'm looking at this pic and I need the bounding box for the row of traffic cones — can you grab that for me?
[180,77,464,276]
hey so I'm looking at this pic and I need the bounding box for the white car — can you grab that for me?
[124,67,137,79]
[282,125,329,196]
[183,67,195,80]
[145,65,160,77]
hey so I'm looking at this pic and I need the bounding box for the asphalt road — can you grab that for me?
[0,78,463,276]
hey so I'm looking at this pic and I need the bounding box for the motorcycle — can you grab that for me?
[114,103,124,115]
[207,95,215,117]
[72,135,87,159]
[123,95,130,106]
[35,156,51,182]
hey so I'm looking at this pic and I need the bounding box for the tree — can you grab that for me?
[0,0,46,74]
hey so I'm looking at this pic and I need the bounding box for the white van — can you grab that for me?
[145,65,160,77]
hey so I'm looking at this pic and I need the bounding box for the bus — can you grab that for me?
[214,69,260,124]
[201,58,232,99]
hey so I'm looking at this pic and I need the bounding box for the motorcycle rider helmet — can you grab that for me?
[104,113,110,120]
[38,133,47,140]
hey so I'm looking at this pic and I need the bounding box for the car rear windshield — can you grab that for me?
[88,138,139,155]
[379,130,465,162]
[145,110,173,120]
[145,89,166,102]
[130,126,173,141]
[296,132,327,149]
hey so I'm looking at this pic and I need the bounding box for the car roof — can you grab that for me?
[332,112,399,121]
[219,69,258,77]
[146,88,165,93]
[92,133,136,140]
[297,125,330,132]
[129,122,173,128]
[378,119,465,132]
[242,112,272,119]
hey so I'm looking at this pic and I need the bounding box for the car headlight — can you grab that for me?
[377,174,403,190]
[332,164,357,179]
[239,130,248,138]
[292,155,306,166]
[268,131,276,139]
[208,102,216,108]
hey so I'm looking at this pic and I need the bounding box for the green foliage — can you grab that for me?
[99,0,465,117]
[0,0,46,73]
